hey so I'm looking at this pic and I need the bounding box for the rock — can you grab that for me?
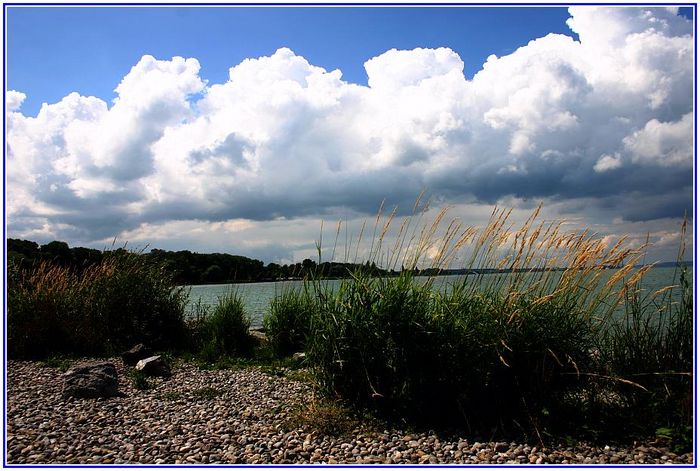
[62,361,119,398]
[121,344,154,366]
[292,352,306,363]
[135,356,171,377]
[494,442,510,453]
[249,329,268,346]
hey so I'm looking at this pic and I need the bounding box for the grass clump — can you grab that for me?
[196,293,254,362]
[285,396,359,437]
[7,250,189,359]
[128,369,152,391]
[590,224,693,447]
[264,288,315,357]
[40,356,75,372]
[302,200,692,441]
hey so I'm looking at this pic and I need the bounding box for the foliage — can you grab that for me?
[593,223,693,445]
[264,288,315,356]
[128,369,152,391]
[285,397,359,437]
[197,293,254,361]
[301,201,691,439]
[7,250,189,359]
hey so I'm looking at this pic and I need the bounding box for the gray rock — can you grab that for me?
[62,361,119,398]
[292,352,306,363]
[121,343,153,366]
[249,329,268,346]
[494,442,510,453]
[135,356,171,377]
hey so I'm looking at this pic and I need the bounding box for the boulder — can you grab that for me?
[62,361,119,398]
[121,343,154,366]
[135,355,171,377]
[248,328,268,346]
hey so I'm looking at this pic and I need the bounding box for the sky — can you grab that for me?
[5,5,695,265]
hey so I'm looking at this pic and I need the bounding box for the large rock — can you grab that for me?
[249,328,268,346]
[62,361,119,398]
[135,355,171,377]
[121,343,153,366]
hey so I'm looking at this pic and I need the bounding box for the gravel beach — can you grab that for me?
[7,359,694,465]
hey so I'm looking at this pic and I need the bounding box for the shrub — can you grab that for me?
[7,250,189,359]
[307,271,595,431]
[595,262,693,442]
[305,202,662,436]
[198,293,253,361]
[264,288,315,356]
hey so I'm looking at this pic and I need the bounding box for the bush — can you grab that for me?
[198,293,253,361]
[264,288,315,356]
[304,203,673,437]
[595,263,693,442]
[7,251,189,359]
[307,271,594,431]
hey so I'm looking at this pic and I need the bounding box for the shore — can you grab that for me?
[7,359,694,465]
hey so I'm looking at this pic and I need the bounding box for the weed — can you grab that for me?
[128,369,151,391]
[40,356,74,372]
[285,397,359,437]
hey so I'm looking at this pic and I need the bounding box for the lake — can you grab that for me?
[184,266,691,328]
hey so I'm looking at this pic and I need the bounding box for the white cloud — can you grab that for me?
[623,113,694,167]
[6,7,693,259]
[594,153,623,173]
[6,90,26,111]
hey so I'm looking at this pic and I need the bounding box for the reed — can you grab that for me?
[292,199,691,438]
[197,292,254,361]
[264,287,316,357]
[7,250,189,359]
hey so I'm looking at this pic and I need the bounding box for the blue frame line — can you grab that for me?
[693,3,698,465]
[3,2,7,468]
[2,2,698,469]
[1,2,698,5]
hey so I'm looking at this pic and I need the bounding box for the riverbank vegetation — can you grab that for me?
[6,204,693,448]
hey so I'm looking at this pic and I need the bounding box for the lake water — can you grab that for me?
[184,266,691,328]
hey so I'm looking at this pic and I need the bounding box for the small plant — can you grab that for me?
[40,356,74,372]
[161,391,183,401]
[285,397,358,437]
[128,369,152,391]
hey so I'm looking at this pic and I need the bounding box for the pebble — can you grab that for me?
[6,359,694,465]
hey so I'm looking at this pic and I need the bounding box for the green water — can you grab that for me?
[184,266,691,328]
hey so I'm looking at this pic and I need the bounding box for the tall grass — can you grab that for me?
[295,199,691,438]
[264,288,315,356]
[197,293,254,361]
[8,250,189,359]
[594,220,693,440]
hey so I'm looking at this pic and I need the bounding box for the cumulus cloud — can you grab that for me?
[6,7,693,257]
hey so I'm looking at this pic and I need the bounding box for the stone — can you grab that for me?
[135,356,171,377]
[121,344,153,366]
[494,442,510,453]
[248,329,268,346]
[62,361,119,398]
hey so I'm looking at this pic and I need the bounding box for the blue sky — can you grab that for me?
[8,6,580,116]
[5,6,694,264]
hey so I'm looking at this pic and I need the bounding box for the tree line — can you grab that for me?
[6,238,388,285]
